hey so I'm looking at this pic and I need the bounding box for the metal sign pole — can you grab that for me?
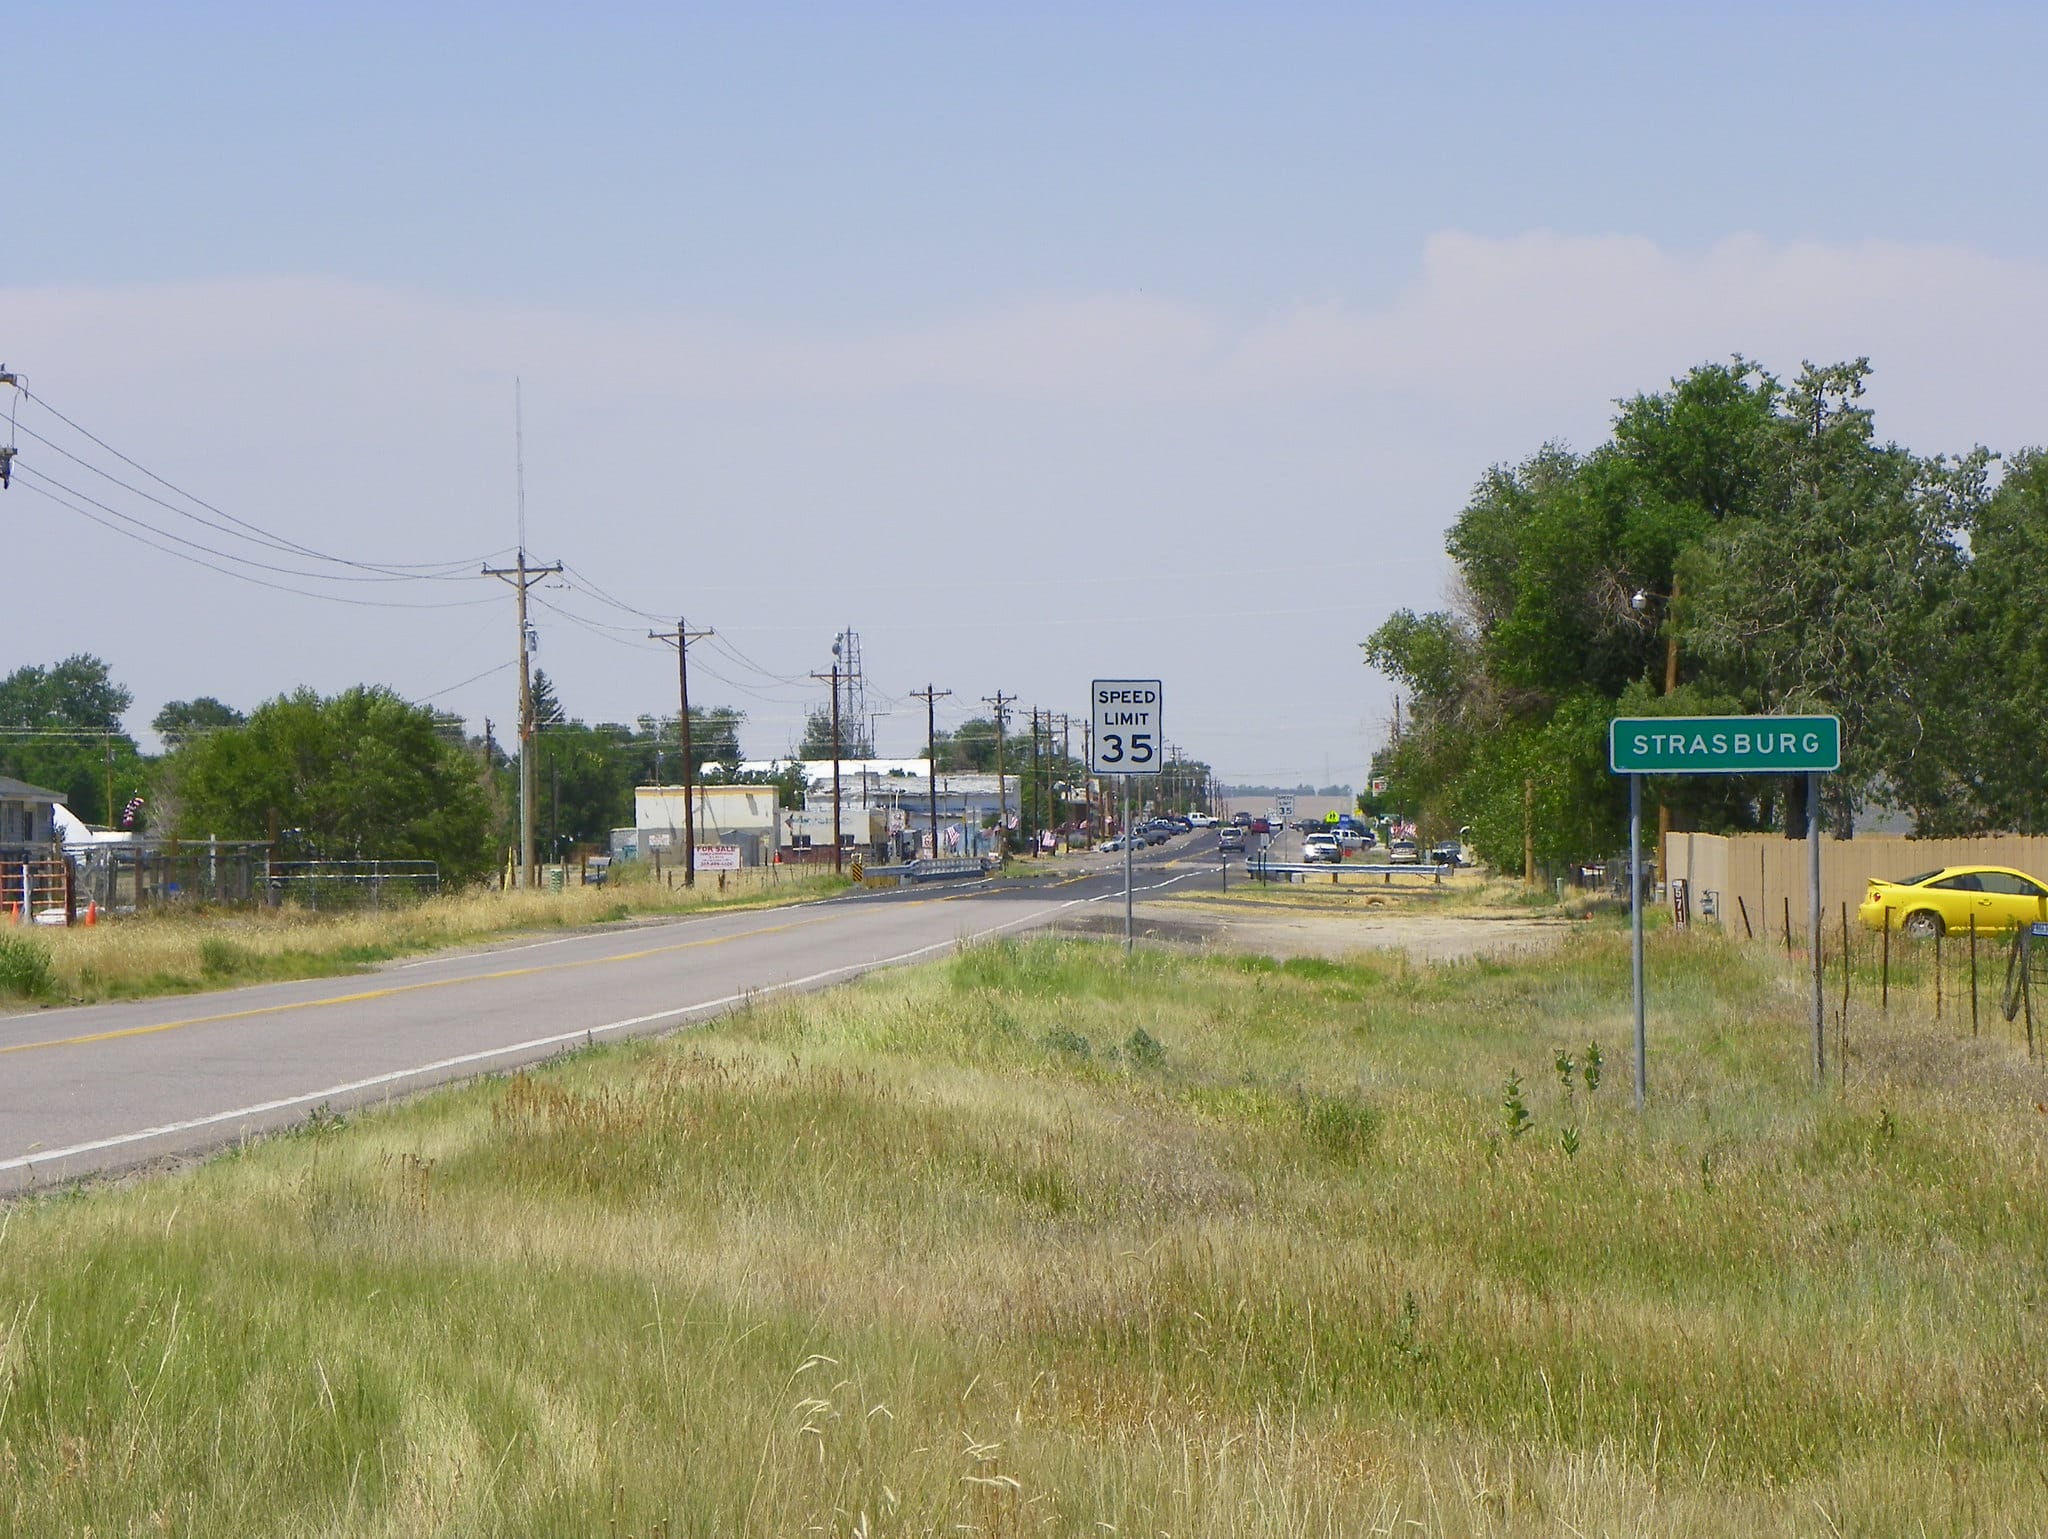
[1631,771,1646,1112]
[1123,778,1134,954]
[1809,769,1824,1087]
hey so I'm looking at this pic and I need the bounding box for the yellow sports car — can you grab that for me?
[1857,865,2048,938]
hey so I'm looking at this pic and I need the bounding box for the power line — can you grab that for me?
[19,385,502,575]
[9,417,482,578]
[410,659,516,704]
[15,463,473,586]
[14,477,499,610]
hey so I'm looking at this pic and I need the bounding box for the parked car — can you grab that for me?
[1430,840,1465,867]
[1387,837,1419,864]
[1334,828,1365,853]
[1231,811,1254,828]
[1302,833,1341,864]
[1187,812,1217,828]
[1249,817,1272,835]
[1857,865,2048,937]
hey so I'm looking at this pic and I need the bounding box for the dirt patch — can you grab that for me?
[1054,898,1574,963]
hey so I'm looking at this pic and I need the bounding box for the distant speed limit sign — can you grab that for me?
[1090,679,1162,775]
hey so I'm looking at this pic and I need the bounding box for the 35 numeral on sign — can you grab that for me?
[1096,731,1154,766]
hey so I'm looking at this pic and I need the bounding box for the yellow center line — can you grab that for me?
[0,912,839,1057]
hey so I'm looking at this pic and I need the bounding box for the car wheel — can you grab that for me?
[1900,910,1945,940]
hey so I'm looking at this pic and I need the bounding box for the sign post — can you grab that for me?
[1092,679,1162,954]
[1609,714,1841,1106]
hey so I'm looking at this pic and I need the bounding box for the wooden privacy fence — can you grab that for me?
[1668,832,2048,939]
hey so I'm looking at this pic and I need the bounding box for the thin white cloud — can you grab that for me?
[9,231,2042,445]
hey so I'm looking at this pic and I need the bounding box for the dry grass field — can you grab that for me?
[0,865,844,1007]
[0,926,2043,1535]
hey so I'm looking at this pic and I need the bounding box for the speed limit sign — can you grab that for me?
[1090,679,1162,775]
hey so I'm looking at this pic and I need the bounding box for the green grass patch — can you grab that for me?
[2,928,2045,1535]
[0,933,54,999]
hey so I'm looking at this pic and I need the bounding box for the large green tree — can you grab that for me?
[0,654,146,826]
[167,686,495,881]
[1363,357,1995,867]
[152,696,246,750]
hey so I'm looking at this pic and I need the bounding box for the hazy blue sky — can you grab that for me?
[6,3,2044,783]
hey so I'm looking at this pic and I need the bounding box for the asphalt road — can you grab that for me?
[0,837,1221,1193]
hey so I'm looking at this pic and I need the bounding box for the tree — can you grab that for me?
[152,697,246,750]
[529,670,566,729]
[165,686,495,882]
[0,654,132,730]
[0,655,144,826]
[689,706,746,777]
[1361,357,1961,865]
[1902,447,2048,832]
[797,707,874,761]
[1682,361,1963,832]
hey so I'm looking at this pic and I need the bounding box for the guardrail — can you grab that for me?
[863,856,993,885]
[1244,858,1459,885]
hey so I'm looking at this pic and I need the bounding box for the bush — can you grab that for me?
[0,934,55,998]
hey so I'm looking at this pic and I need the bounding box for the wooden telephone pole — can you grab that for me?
[982,690,1015,854]
[483,550,561,889]
[650,618,713,885]
[911,684,951,860]
[810,660,845,873]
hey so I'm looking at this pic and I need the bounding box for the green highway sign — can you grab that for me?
[1609,714,1840,775]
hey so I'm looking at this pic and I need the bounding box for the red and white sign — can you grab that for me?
[692,844,742,872]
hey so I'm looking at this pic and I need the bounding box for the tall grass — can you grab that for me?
[0,934,54,1000]
[22,866,846,1005]
[0,928,2044,1534]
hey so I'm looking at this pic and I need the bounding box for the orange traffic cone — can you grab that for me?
[84,900,98,927]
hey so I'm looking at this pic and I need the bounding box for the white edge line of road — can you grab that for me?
[0,885,1126,1178]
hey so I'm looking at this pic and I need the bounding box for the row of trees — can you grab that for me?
[1364,357,2048,871]
[0,657,774,882]
[5,656,1211,874]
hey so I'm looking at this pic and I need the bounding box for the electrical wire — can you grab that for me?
[16,478,499,610]
[557,564,669,624]
[20,386,504,575]
[15,464,487,587]
[10,418,483,579]
[411,659,515,703]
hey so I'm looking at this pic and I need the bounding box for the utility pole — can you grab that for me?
[483,549,562,889]
[1054,712,1073,851]
[811,654,846,874]
[0,365,18,490]
[982,690,1015,855]
[650,617,714,885]
[911,684,951,861]
[1028,709,1043,857]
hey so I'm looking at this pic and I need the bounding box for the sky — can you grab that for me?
[5,2,2046,787]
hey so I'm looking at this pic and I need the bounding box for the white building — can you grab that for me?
[624,784,783,867]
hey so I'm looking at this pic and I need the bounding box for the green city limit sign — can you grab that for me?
[1609,714,1840,775]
